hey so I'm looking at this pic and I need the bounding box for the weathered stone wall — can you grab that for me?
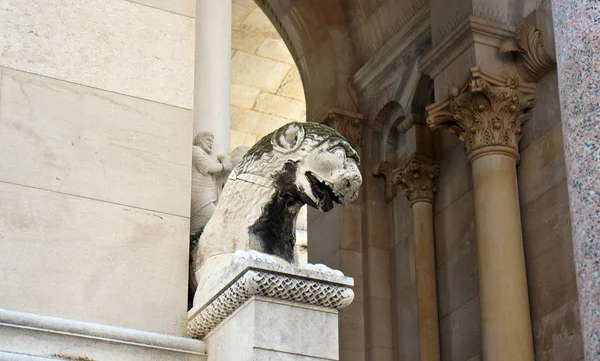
[388,44,582,361]
[229,0,306,149]
[346,2,582,360]
[0,0,306,336]
[518,70,583,361]
[0,0,195,335]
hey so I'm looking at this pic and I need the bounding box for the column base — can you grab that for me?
[188,251,355,361]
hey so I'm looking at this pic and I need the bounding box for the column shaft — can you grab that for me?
[471,152,534,361]
[194,0,232,154]
[412,201,440,361]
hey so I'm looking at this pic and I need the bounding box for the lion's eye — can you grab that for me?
[330,146,346,159]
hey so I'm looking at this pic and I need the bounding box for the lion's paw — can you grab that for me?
[232,250,277,264]
[303,263,345,277]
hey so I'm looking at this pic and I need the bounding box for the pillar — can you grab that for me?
[395,155,441,361]
[427,68,536,361]
[551,2,600,359]
[193,0,232,154]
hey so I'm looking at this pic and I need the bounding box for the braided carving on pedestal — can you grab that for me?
[187,267,354,339]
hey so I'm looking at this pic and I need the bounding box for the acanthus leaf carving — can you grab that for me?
[321,108,364,151]
[392,154,439,204]
[426,67,536,162]
[373,154,439,204]
[500,23,556,83]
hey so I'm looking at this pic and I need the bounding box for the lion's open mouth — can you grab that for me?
[305,172,342,211]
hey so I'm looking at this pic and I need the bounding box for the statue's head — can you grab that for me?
[236,122,362,212]
[194,131,214,153]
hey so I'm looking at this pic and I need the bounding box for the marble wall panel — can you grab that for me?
[532,300,584,361]
[436,237,479,318]
[392,192,413,245]
[527,236,579,321]
[254,300,339,359]
[307,206,340,265]
[127,0,195,17]
[434,142,473,214]
[521,180,572,261]
[394,235,416,292]
[0,68,192,217]
[520,71,561,150]
[0,182,189,335]
[0,0,195,108]
[438,297,482,361]
[364,297,394,349]
[396,284,419,360]
[339,205,363,252]
[518,123,567,207]
[434,190,475,266]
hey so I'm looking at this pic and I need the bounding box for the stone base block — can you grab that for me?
[188,251,354,361]
[0,309,206,361]
[206,297,338,361]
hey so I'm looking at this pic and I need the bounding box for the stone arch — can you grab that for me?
[372,101,406,162]
[408,74,434,115]
[253,0,358,122]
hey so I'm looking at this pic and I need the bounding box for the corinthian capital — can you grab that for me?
[394,155,439,204]
[374,154,439,204]
[426,67,536,162]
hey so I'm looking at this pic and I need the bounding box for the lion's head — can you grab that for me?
[235,122,362,213]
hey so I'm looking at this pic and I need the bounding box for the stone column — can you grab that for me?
[427,68,536,361]
[551,2,600,359]
[395,154,440,361]
[193,0,231,154]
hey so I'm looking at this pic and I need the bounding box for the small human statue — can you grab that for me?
[190,131,233,235]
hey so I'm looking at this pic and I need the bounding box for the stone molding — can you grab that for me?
[500,23,556,82]
[188,251,354,339]
[418,16,514,78]
[373,154,439,203]
[352,7,430,92]
[321,108,364,150]
[0,308,206,354]
[426,67,536,162]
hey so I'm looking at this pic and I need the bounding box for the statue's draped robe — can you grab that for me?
[190,146,221,234]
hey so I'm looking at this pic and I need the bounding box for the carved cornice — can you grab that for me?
[363,0,429,60]
[352,7,430,92]
[500,23,556,82]
[426,67,536,163]
[373,154,439,204]
[419,16,514,78]
[322,108,364,151]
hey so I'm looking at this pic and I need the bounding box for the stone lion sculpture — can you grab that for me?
[192,122,362,300]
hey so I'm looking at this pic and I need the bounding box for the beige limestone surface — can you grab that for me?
[0,67,192,337]
[0,0,195,108]
[0,308,205,361]
[1,0,305,152]
[0,68,193,217]
[228,0,306,150]
[0,181,190,335]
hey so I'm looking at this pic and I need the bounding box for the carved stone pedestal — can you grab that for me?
[188,251,354,361]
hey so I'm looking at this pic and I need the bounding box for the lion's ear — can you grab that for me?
[271,122,305,153]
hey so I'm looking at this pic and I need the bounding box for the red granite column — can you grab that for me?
[551,2,600,359]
